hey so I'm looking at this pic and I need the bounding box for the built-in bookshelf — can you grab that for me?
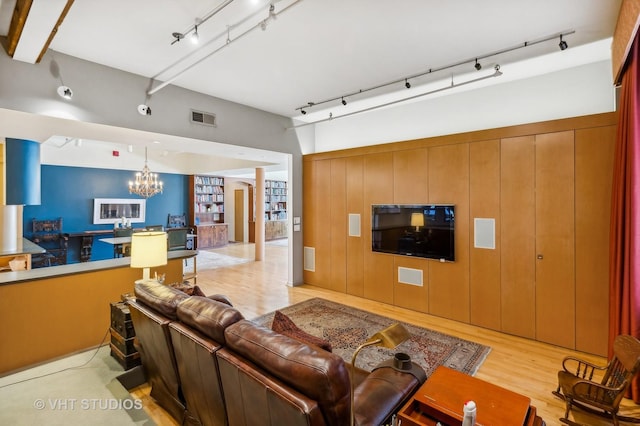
[189,175,225,225]
[248,180,288,242]
[265,180,287,221]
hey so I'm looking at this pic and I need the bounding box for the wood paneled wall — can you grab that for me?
[303,112,617,356]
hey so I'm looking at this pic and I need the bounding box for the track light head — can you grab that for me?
[191,25,199,44]
[405,79,411,89]
[474,59,482,71]
[171,32,184,44]
[341,97,347,106]
[57,85,73,100]
[137,104,152,116]
[559,35,568,50]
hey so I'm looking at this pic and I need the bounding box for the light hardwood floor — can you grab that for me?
[131,241,640,425]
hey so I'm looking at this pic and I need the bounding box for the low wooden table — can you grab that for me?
[397,366,543,426]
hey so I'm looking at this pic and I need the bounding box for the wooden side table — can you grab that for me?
[397,366,543,426]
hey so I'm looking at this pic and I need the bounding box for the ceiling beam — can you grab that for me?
[5,0,32,57]
[5,0,74,64]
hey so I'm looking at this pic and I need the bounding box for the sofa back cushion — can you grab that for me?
[134,280,189,320]
[224,320,350,424]
[128,299,185,423]
[177,296,244,344]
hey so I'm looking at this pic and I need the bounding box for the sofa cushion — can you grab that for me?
[225,320,350,424]
[134,280,189,321]
[271,310,332,352]
[177,296,244,344]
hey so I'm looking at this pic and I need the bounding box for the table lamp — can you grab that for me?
[130,231,167,280]
[411,212,424,232]
[350,323,410,426]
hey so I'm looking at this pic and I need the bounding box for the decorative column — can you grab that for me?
[255,167,265,261]
[0,205,22,252]
[1,138,41,252]
[5,138,41,205]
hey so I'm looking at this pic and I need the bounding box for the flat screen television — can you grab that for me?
[371,204,455,261]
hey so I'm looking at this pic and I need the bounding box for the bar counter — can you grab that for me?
[0,250,196,375]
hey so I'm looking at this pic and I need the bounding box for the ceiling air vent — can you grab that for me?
[190,109,216,127]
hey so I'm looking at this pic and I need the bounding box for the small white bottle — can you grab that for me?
[462,400,476,426]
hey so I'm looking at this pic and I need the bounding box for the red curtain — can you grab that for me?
[609,32,640,402]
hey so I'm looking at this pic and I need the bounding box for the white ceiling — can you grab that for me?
[0,0,623,177]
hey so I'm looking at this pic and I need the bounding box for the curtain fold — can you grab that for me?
[609,31,640,402]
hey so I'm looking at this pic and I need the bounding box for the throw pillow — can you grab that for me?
[271,310,332,352]
[168,281,206,297]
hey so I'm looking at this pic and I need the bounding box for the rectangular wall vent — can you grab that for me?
[398,267,423,286]
[304,246,315,272]
[190,109,217,127]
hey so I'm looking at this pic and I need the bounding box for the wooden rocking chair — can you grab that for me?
[553,334,640,425]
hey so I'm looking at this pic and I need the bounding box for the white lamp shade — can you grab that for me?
[130,231,167,268]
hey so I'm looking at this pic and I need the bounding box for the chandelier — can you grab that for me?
[128,147,163,198]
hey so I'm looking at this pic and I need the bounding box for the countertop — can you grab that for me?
[0,249,197,285]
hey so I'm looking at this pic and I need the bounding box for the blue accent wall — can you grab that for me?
[23,165,189,262]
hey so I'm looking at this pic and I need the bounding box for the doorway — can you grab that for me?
[234,189,244,242]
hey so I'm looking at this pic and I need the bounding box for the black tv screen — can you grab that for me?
[371,204,455,261]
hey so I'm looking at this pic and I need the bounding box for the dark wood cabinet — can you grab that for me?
[195,223,228,249]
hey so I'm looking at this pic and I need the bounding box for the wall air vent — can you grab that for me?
[190,109,217,127]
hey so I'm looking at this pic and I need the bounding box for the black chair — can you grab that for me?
[167,228,188,251]
[29,218,69,267]
[167,213,187,229]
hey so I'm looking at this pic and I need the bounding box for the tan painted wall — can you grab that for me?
[0,258,184,374]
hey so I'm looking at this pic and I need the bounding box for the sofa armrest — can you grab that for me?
[353,366,422,426]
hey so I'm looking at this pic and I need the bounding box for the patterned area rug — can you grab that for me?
[185,250,251,272]
[253,298,491,377]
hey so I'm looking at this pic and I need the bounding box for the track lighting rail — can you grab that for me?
[295,30,575,114]
[171,0,236,44]
[288,65,503,129]
[149,0,304,96]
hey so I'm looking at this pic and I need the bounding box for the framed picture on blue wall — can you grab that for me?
[93,198,146,224]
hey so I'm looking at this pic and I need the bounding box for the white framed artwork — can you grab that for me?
[93,198,146,224]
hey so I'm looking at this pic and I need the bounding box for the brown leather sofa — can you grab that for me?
[130,280,424,426]
[169,295,244,426]
[129,281,189,423]
[219,319,422,426]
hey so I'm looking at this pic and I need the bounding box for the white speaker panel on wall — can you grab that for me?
[303,246,315,271]
[398,267,423,286]
[474,218,496,249]
[348,213,361,237]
